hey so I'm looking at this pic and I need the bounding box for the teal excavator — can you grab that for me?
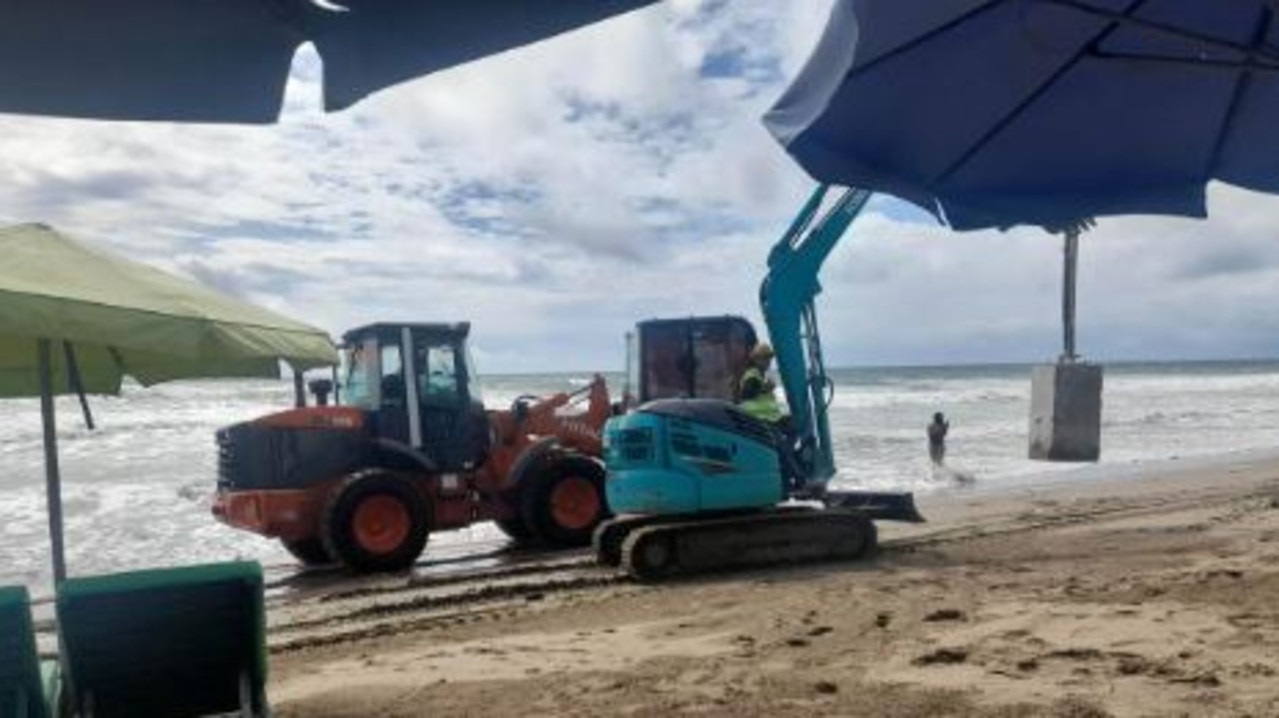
[595,186,925,580]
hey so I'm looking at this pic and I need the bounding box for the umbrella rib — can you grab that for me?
[62,341,96,430]
[841,0,1007,84]
[1044,0,1279,64]
[1090,51,1279,72]
[932,0,1150,189]
[1204,6,1274,180]
[108,346,127,377]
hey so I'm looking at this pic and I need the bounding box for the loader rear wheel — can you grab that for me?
[521,457,608,547]
[281,537,332,567]
[323,474,429,573]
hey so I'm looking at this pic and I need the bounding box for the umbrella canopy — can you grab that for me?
[0,0,660,123]
[0,224,336,395]
[765,0,1279,230]
[0,223,336,583]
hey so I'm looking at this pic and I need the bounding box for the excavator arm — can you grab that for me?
[760,185,873,487]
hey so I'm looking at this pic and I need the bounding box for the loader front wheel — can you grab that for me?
[323,474,429,573]
[521,457,608,548]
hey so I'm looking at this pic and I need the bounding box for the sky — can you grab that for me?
[3,1,1279,373]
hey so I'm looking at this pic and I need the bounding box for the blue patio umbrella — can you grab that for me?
[765,0,1279,231]
[763,1,1279,462]
[0,0,659,123]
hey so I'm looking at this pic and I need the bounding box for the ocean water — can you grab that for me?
[3,361,1278,591]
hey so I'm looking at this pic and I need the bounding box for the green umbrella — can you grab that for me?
[0,223,337,582]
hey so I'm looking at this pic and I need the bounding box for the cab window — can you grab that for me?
[342,339,379,409]
[416,341,460,406]
[380,342,405,405]
[641,324,692,401]
[692,322,753,402]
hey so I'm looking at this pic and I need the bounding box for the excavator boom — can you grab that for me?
[761,185,873,486]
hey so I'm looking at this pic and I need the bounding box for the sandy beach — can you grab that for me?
[266,452,1279,717]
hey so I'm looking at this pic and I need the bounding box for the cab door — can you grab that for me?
[373,337,412,445]
[410,332,479,471]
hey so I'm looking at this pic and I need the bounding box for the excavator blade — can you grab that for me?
[825,490,925,524]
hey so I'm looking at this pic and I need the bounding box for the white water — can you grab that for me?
[3,361,1278,591]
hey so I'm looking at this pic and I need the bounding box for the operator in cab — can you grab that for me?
[740,342,810,491]
[739,342,786,425]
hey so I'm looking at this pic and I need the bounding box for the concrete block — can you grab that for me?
[1028,362,1103,462]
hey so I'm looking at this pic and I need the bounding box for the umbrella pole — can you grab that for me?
[293,365,306,408]
[1061,229,1080,362]
[63,341,95,430]
[37,339,68,584]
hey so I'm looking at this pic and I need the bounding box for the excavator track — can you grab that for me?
[616,507,877,582]
[593,506,819,568]
[593,515,678,568]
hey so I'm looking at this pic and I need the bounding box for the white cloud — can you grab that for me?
[3,1,1279,373]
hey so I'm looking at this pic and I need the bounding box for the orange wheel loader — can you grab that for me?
[211,322,612,573]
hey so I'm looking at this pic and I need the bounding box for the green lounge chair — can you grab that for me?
[56,561,268,718]
[0,585,60,718]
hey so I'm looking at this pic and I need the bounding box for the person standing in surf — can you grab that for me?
[928,412,949,466]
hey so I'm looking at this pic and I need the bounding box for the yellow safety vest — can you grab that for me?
[739,366,783,423]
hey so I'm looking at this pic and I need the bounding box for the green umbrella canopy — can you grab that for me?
[3,223,336,584]
[0,223,337,397]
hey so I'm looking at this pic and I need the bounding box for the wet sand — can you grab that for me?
[269,451,1279,717]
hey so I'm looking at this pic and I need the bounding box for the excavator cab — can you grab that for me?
[625,316,758,407]
[339,322,490,472]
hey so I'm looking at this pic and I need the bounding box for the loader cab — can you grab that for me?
[625,316,758,407]
[340,322,490,472]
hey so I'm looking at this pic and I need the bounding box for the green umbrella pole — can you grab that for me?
[37,338,67,584]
